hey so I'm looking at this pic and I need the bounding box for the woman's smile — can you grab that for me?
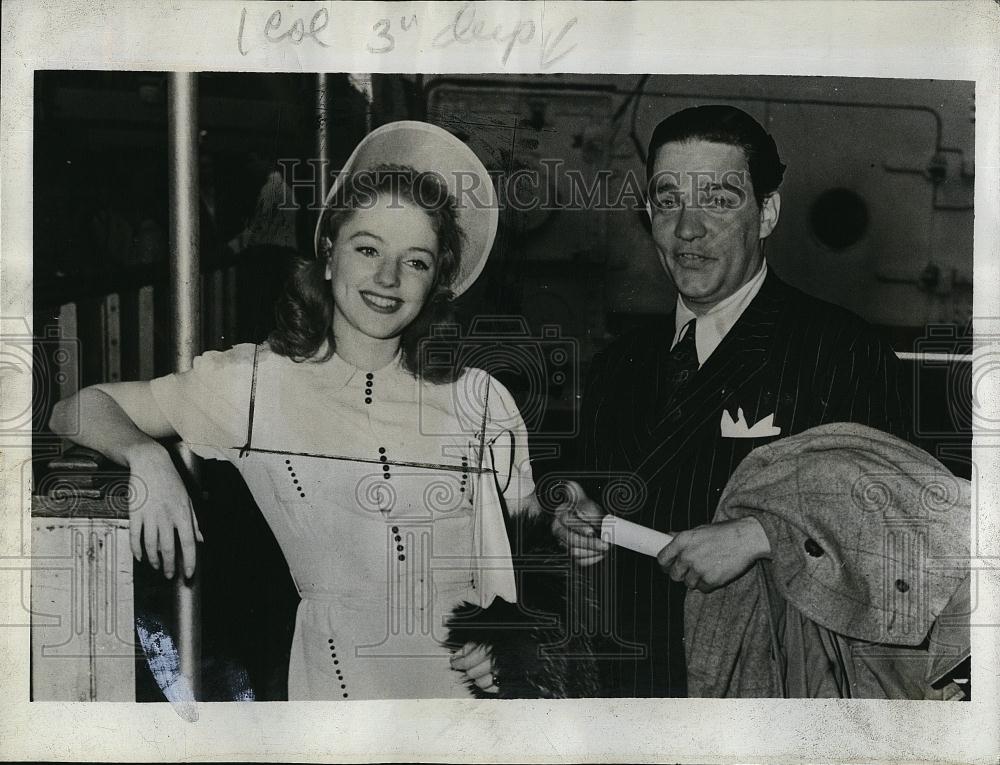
[360,290,403,313]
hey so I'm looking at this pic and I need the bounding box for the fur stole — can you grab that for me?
[444,511,604,698]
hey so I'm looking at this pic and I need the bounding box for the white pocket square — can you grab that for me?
[720,408,781,438]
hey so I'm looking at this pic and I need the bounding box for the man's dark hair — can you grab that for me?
[646,104,786,207]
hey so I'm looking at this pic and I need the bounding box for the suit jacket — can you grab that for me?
[580,270,910,697]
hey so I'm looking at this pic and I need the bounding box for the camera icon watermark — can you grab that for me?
[417,316,579,439]
[0,319,81,443]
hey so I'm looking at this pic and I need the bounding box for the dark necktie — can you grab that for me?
[666,318,698,393]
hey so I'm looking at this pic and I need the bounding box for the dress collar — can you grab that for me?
[319,343,407,390]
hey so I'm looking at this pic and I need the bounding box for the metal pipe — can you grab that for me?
[316,73,330,206]
[167,71,201,700]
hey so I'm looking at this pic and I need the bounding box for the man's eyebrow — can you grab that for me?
[652,178,744,191]
[700,180,744,193]
[349,230,384,242]
[652,179,682,192]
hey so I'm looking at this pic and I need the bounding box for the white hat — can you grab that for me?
[313,121,499,297]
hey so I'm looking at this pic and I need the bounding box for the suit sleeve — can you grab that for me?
[578,351,606,470]
[819,325,912,443]
[577,346,615,501]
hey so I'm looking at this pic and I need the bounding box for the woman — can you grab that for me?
[48,122,540,700]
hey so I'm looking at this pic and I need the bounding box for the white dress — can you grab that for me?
[149,343,535,700]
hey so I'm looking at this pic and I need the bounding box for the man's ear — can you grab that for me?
[759,192,781,239]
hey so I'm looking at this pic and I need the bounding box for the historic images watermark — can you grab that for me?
[275,160,756,215]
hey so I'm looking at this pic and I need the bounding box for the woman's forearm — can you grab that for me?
[49,387,167,467]
[51,385,202,578]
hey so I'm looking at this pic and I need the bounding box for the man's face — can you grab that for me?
[647,140,780,314]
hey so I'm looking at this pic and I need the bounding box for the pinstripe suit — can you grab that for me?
[581,270,911,697]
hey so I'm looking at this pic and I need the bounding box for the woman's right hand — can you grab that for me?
[125,442,204,580]
[49,383,201,579]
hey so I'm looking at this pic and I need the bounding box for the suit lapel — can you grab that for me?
[638,273,787,482]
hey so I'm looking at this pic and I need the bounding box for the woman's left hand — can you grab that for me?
[450,641,499,694]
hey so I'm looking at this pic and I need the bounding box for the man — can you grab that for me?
[553,105,910,697]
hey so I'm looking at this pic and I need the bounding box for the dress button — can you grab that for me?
[804,538,824,557]
[379,447,386,454]
[398,554,405,561]
[365,397,372,404]
[394,535,401,542]
[895,579,910,593]
[391,525,399,533]
[396,545,404,551]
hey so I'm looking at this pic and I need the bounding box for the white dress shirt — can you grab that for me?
[672,261,768,366]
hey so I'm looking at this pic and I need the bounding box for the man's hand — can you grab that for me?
[550,480,609,566]
[656,517,770,592]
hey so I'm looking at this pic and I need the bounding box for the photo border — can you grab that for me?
[2,1,998,762]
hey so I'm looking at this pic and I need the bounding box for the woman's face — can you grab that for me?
[326,194,440,344]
